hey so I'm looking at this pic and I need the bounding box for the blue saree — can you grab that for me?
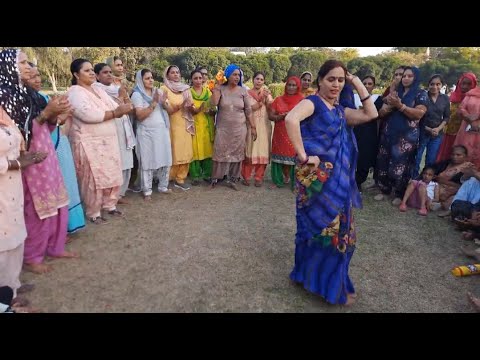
[290,94,361,304]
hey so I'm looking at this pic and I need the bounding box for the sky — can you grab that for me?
[330,47,393,57]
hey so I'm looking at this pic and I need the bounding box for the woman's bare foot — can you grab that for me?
[269,184,278,190]
[467,292,480,312]
[50,251,80,259]
[345,293,357,306]
[11,304,41,313]
[143,195,152,201]
[117,198,130,205]
[23,263,53,274]
[11,296,30,307]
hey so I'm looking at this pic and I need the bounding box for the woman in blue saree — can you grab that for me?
[285,60,378,305]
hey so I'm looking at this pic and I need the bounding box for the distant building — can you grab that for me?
[230,51,246,56]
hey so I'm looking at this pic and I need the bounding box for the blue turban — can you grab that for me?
[224,64,243,87]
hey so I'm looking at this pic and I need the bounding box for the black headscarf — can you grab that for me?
[0,49,44,149]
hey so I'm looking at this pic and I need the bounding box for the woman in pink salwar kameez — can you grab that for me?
[66,59,133,224]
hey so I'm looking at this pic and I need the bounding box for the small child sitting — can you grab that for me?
[399,166,439,216]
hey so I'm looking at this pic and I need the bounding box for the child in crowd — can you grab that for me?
[399,166,439,216]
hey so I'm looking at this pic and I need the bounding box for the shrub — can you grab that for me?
[268,83,285,98]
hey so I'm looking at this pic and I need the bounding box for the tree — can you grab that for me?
[267,54,291,83]
[33,47,72,91]
[288,51,330,77]
[335,48,360,63]
[71,47,120,65]
[243,54,272,83]
[347,58,380,80]
[394,47,428,54]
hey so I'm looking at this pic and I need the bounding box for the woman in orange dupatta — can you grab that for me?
[268,76,304,188]
[242,71,273,187]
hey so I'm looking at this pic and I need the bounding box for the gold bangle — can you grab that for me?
[16,159,21,169]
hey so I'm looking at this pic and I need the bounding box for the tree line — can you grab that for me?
[3,47,480,92]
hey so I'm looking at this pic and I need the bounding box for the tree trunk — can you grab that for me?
[46,68,57,93]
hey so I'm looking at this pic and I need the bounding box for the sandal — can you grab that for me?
[107,209,125,217]
[89,217,108,225]
[242,179,250,186]
[254,180,263,187]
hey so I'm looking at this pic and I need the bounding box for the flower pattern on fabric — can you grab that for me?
[309,212,356,253]
[294,160,333,208]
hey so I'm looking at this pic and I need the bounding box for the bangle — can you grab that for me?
[360,94,371,102]
[399,104,407,112]
[298,156,309,166]
[16,159,21,169]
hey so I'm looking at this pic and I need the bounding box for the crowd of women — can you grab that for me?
[1,47,479,312]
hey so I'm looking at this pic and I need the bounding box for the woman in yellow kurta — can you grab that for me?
[189,69,214,185]
[161,65,195,191]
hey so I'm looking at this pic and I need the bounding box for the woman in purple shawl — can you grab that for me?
[285,60,378,305]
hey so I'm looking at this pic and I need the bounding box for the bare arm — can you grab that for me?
[344,76,378,127]
[210,86,221,107]
[135,102,157,122]
[285,99,315,162]
[433,184,440,202]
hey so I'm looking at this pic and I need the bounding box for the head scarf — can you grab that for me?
[450,72,478,103]
[0,49,43,148]
[396,66,422,106]
[224,64,243,87]
[300,71,313,80]
[162,65,194,134]
[163,65,190,93]
[270,76,304,114]
[132,69,170,129]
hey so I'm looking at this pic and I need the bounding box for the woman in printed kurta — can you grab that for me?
[436,73,477,163]
[242,71,273,187]
[67,58,132,224]
[268,77,304,189]
[161,65,195,191]
[93,63,135,203]
[189,69,214,185]
[376,66,428,204]
[285,60,378,305]
[210,64,255,190]
[27,64,86,234]
[131,69,172,200]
